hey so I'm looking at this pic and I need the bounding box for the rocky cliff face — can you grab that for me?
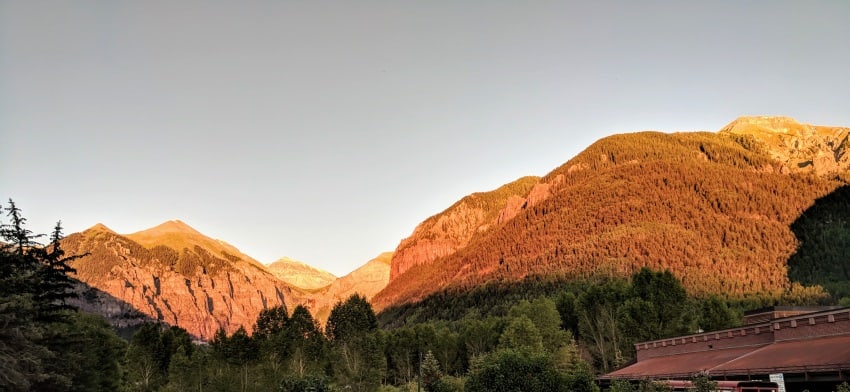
[721,116,850,176]
[389,176,539,280]
[62,223,306,340]
[267,257,337,291]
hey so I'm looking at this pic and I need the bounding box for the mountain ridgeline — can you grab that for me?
[374,116,850,310]
[53,116,850,339]
[60,221,392,340]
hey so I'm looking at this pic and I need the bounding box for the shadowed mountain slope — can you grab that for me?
[787,185,850,298]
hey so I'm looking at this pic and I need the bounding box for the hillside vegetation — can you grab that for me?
[375,128,844,308]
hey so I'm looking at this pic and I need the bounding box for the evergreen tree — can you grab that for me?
[0,201,86,391]
[421,350,442,392]
[31,221,81,322]
[0,201,127,391]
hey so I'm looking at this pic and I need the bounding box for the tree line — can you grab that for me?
[123,267,769,391]
[3,199,843,391]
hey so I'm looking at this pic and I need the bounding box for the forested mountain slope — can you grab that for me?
[374,117,850,310]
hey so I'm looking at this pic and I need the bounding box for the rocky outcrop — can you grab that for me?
[389,177,539,280]
[721,116,850,176]
[63,223,306,340]
[267,257,337,291]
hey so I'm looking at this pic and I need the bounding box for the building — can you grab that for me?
[601,306,850,391]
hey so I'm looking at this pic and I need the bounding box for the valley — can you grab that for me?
[56,116,850,341]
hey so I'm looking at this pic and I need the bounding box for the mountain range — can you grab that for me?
[62,221,390,340]
[61,116,850,339]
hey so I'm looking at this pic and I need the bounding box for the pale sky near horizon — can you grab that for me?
[2,1,849,276]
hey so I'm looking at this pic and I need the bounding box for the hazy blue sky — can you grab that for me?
[2,1,849,276]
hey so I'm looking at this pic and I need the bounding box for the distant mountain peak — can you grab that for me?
[123,220,266,270]
[85,223,116,234]
[267,257,337,290]
[135,219,202,236]
[721,115,808,136]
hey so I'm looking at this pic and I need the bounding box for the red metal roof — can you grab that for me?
[712,335,850,376]
[603,346,764,379]
[604,335,850,380]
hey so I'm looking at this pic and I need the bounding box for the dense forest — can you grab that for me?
[2,200,759,392]
[376,131,845,307]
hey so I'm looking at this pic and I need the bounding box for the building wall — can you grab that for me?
[773,310,850,341]
[743,306,842,325]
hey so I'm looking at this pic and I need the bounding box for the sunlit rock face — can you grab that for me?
[721,116,850,176]
[62,222,305,340]
[388,176,540,280]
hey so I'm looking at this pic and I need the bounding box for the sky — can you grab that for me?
[2,1,849,276]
